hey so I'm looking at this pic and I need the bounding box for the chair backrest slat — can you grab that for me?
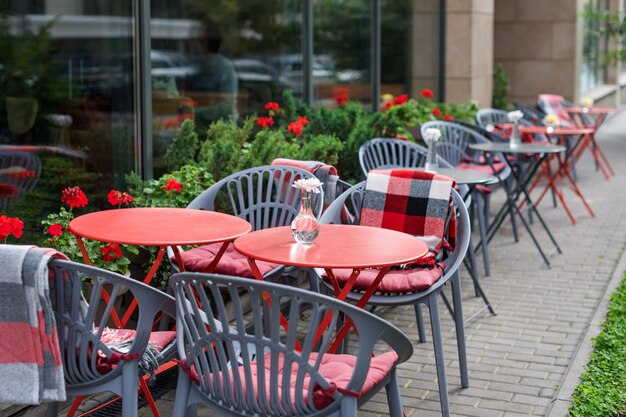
[188,165,323,231]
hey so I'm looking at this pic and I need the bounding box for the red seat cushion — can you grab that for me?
[94,328,176,374]
[178,242,280,278]
[457,161,506,174]
[328,266,443,293]
[216,351,398,409]
[99,328,176,352]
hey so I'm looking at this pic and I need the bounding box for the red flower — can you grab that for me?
[163,178,182,193]
[108,190,134,207]
[384,101,393,110]
[264,102,279,111]
[432,108,442,117]
[61,186,88,208]
[334,88,349,106]
[421,89,434,99]
[297,116,309,126]
[443,114,454,121]
[100,243,123,262]
[0,215,23,240]
[0,182,19,197]
[287,121,303,137]
[393,94,409,105]
[48,223,63,237]
[257,116,274,128]
[8,170,36,180]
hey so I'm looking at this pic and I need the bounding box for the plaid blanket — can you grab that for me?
[360,169,456,253]
[271,158,339,209]
[0,245,67,404]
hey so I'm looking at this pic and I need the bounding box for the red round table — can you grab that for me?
[518,125,596,224]
[234,224,429,352]
[564,106,616,179]
[70,208,252,327]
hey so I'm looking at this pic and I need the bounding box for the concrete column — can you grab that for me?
[445,0,494,106]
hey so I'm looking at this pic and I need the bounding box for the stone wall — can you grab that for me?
[494,0,577,105]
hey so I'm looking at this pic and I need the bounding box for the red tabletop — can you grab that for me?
[233,224,429,269]
[69,208,252,246]
[519,125,595,136]
[564,107,616,115]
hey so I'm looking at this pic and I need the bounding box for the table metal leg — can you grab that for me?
[479,153,561,268]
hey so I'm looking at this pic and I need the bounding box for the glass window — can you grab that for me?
[150,0,302,176]
[381,0,412,98]
[581,0,609,91]
[1,1,137,242]
[313,0,372,108]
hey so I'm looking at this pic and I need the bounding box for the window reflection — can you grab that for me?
[150,0,301,175]
[581,0,609,91]
[0,2,136,242]
[313,0,371,107]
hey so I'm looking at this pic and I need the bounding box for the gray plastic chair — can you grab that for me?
[315,184,470,417]
[170,272,413,417]
[0,150,42,212]
[514,102,547,126]
[359,138,450,178]
[168,165,324,281]
[46,260,177,417]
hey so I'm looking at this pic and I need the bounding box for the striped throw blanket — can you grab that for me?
[0,245,68,404]
[360,169,456,253]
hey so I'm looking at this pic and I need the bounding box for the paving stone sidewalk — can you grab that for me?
[153,111,626,417]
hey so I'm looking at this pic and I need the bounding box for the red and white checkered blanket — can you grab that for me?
[360,169,456,253]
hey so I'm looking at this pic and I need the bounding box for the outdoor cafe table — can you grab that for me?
[233,224,429,353]
[564,106,617,179]
[519,125,596,224]
[469,142,565,268]
[69,207,252,328]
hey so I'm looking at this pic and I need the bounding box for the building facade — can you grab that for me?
[0,0,623,242]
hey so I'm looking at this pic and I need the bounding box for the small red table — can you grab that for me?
[234,224,429,352]
[518,125,595,224]
[564,106,616,179]
[70,207,252,327]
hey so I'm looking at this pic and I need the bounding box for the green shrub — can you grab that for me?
[238,129,299,169]
[126,164,214,208]
[492,63,511,110]
[197,116,255,180]
[569,272,626,417]
[164,119,199,170]
[298,134,344,167]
